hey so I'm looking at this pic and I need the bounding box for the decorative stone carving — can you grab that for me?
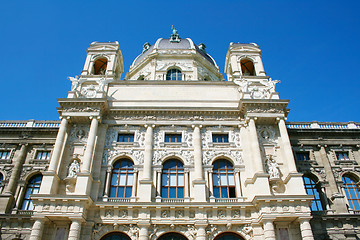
[80,85,97,98]
[206,225,218,239]
[183,131,193,147]
[257,125,277,143]
[232,210,240,218]
[176,210,184,218]
[63,107,100,113]
[67,160,80,178]
[229,131,241,147]
[203,150,243,165]
[161,210,169,218]
[103,149,144,165]
[247,106,283,113]
[128,224,139,239]
[153,149,194,165]
[68,125,89,144]
[202,130,212,149]
[187,225,197,239]
[266,155,280,180]
[120,209,128,218]
[105,209,113,218]
[153,130,164,148]
[217,210,226,218]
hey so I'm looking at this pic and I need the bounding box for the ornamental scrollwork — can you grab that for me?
[203,150,243,165]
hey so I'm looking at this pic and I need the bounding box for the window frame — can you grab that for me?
[342,174,360,211]
[35,150,51,160]
[109,159,134,198]
[21,174,42,210]
[166,68,182,81]
[212,159,236,199]
[302,176,325,212]
[164,133,182,143]
[117,133,135,143]
[0,150,11,160]
[295,152,310,161]
[212,133,229,143]
[161,159,184,199]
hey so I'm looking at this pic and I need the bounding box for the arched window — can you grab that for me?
[21,174,42,210]
[110,159,134,198]
[303,176,325,211]
[240,59,255,76]
[93,58,108,75]
[162,159,184,198]
[158,232,188,240]
[101,232,131,240]
[214,232,245,240]
[166,69,182,81]
[213,159,236,198]
[342,174,360,210]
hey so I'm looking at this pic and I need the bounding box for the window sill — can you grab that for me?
[208,142,235,148]
[159,142,187,148]
[112,142,139,147]
[334,160,357,165]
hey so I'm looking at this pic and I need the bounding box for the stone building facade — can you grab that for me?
[0,31,359,240]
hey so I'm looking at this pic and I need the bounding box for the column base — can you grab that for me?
[244,173,271,199]
[74,173,93,195]
[192,180,207,202]
[0,194,14,213]
[138,180,153,202]
[39,171,60,195]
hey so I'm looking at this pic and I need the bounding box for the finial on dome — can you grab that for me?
[170,25,180,43]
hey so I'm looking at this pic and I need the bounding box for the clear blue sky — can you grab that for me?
[0,0,359,122]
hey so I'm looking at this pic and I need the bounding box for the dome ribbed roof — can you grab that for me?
[131,37,217,68]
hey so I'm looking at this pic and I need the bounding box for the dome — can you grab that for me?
[130,36,218,68]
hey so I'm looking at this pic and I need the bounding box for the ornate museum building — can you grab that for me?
[0,30,359,240]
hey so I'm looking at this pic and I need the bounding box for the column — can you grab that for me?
[131,170,138,198]
[248,118,264,173]
[193,126,203,180]
[103,167,112,198]
[142,125,154,180]
[208,170,214,197]
[48,117,69,173]
[234,169,242,197]
[278,118,297,172]
[196,226,206,240]
[318,145,347,213]
[263,220,276,240]
[82,116,99,172]
[156,170,161,197]
[184,169,189,199]
[5,144,28,194]
[68,219,82,240]
[139,225,149,240]
[299,219,314,240]
[14,184,25,210]
[29,219,45,240]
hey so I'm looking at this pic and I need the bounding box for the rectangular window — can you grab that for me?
[36,151,51,160]
[165,134,182,143]
[336,152,350,161]
[0,151,10,159]
[117,133,134,142]
[212,134,229,143]
[295,152,310,161]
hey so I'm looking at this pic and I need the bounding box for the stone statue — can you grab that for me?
[96,76,113,92]
[68,76,81,91]
[266,155,280,179]
[235,79,250,92]
[266,78,280,93]
[67,160,80,178]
